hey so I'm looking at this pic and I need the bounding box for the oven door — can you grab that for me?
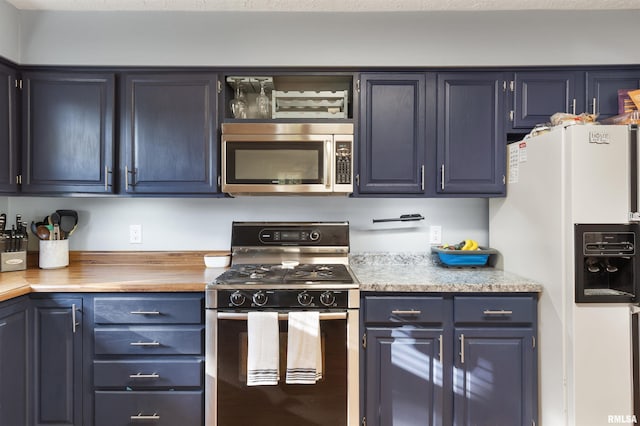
[205,309,358,426]
[221,134,335,194]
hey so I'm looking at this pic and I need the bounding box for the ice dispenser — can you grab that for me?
[575,224,638,303]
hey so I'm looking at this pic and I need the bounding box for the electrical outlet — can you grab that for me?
[129,224,142,244]
[429,225,442,244]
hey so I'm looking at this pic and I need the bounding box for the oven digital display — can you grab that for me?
[280,231,300,241]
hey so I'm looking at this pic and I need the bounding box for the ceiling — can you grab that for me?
[5,0,640,12]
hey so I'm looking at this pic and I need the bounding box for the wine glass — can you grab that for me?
[255,78,271,119]
[229,78,247,119]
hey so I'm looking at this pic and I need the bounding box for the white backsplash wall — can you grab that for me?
[0,0,18,62]
[6,197,488,253]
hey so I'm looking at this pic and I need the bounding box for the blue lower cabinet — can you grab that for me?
[92,293,205,426]
[365,327,445,426]
[32,297,83,426]
[0,297,29,425]
[94,359,203,388]
[362,294,538,426]
[94,391,203,426]
[453,328,536,426]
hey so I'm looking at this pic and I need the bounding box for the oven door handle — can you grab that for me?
[217,312,348,321]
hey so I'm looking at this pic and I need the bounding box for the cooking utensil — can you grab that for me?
[36,225,51,241]
[56,210,79,238]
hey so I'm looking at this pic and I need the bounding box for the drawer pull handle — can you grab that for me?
[130,341,160,346]
[130,311,161,315]
[483,309,513,315]
[131,413,160,420]
[129,372,160,379]
[391,309,422,316]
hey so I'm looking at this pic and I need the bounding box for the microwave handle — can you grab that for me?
[325,140,332,190]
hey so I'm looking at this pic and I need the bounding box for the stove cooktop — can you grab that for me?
[214,263,355,286]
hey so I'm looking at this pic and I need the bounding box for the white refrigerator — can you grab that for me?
[489,124,640,426]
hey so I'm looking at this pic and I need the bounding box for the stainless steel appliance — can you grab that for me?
[221,123,353,195]
[205,221,359,426]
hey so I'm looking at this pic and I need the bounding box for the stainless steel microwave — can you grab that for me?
[221,123,354,195]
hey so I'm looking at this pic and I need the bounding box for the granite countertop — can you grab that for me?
[350,253,542,293]
[0,251,542,303]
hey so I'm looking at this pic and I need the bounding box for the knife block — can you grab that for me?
[1,251,27,272]
[1,238,27,272]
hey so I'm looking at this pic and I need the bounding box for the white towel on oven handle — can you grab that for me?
[286,311,322,384]
[247,311,280,386]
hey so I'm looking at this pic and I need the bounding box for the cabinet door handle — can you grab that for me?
[129,372,160,379]
[325,140,331,189]
[130,310,161,315]
[72,304,79,334]
[130,341,160,346]
[105,166,112,192]
[592,97,597,115]
[459,333,465,364]
[130,413,160,421]
[440,164,445,191]
[438,334,443,363]
[571,98,576,115]
[483,309,513,315]
[420,164,425,191]
[391,309,422,316]
[0,322,6,328]
[125,166,136,191]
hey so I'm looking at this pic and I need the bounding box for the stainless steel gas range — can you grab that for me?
[205,222,359,426]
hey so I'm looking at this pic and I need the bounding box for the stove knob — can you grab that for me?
[309,230,320,241]
[229,291,246,307]
[297,291,313,306]
[252,291,268,307]
[320,291,336,307]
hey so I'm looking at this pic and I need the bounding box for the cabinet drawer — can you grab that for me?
[95,391,202,426]
[94,360,203,388]
[94,296,203,324]
[94,326,203,355]
[454,296,536,324]
[364,296,444,324]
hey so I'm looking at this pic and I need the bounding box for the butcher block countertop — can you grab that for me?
[0,251,542,303]
[0,251,228,302]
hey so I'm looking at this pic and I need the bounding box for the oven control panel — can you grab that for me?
[217,289,350,309]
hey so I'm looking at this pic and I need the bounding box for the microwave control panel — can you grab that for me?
[335,141,352,184]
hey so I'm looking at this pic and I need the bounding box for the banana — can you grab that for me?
[460,239,479,251]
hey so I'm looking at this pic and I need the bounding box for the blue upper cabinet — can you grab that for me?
[436,72,507,196]
[510,70,585,129]
[357,73,432,195]
[586,69,640,120]
[21,72,115,194]
[0,63,18,193]
[121,73,219,194]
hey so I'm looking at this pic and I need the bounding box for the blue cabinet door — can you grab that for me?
[453,328,537,426]
[32,297,83,426]
[21,72,115,193]
[365,326,445,426]
[358,73,430,195]
[0,297,29,425]
[121,73,219,194]
[437,72,506,195]
[0,63,18,193]
[511,71,585,129]
[586,69,640,120]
